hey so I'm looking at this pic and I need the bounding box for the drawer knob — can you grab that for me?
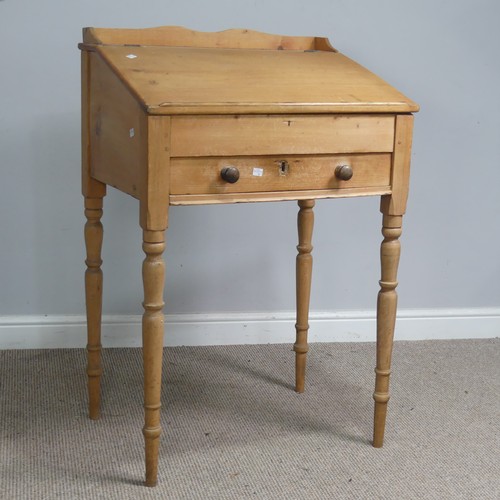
[335,164,353,181]
[220,166,240,183]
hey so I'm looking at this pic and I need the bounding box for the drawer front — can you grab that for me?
[170,115,395,157]
[170,154,391,195]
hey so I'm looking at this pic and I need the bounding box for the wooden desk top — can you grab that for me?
[82,27,419,115]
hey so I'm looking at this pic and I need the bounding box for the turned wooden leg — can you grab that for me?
[294,199,315,393]
[141,230,166,487]
[84,196,104,420]
[373,214,402,447]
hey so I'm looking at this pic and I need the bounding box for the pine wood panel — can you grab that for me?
[89,52,146,199]
[171,115,395,157]
[91,44,419,115]
[170,154,391,195]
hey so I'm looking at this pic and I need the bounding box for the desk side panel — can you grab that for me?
[89,52,146,199]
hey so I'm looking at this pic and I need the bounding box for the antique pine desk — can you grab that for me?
[79,26,418,486]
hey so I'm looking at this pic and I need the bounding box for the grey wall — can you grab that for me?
[1,0,499,318]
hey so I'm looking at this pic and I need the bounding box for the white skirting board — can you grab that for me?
[0,308,498,349]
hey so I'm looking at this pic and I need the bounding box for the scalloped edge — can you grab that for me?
[82,26,337,52]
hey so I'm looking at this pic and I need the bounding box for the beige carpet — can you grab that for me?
[1,339,499,499]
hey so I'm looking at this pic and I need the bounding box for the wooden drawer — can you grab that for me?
[170,115,395,157]
[170,153,391,195]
